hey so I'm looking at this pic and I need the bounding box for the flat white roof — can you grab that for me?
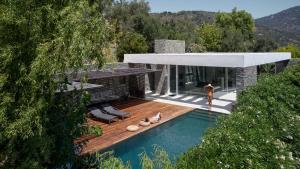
[124,53,291,68]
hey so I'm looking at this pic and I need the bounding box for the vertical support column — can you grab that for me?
[167,65,171,95]
[176,65,179,95]
[236,66,257,94]
[225,67,228,92]
[153,40,185,95]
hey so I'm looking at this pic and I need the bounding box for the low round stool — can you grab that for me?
[126,125,139,132]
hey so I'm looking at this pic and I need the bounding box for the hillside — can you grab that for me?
[151,7,300,46]
[256,6,300,46]
[152,10,215,25]
[256,6,300,35]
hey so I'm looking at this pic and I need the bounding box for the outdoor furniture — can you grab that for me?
[103,105,130,120]
[149,118,159,124]
[139,120,150,127]
[89,108,117,124]
[126,125,139,132]
[150,112,161,124]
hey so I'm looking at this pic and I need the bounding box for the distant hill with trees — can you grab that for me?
[152,6,300,47]
[256,6,300,46]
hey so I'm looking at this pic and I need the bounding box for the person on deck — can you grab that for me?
[204,84,214,106]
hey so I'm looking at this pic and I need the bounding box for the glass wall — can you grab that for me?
[170,65,236,95]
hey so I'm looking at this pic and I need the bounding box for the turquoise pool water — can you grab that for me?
[102,109,221,169]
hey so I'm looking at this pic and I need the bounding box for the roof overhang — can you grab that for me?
[74,68,158,81]
[124,53,291,68]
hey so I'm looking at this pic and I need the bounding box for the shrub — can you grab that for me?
[176,63,300,168]
[87,125,103,137]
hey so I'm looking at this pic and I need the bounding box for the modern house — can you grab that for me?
[124,40,291,96]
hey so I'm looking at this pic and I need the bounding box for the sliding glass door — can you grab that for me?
[169,65,236,95]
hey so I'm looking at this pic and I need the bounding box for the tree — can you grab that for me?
[110,0,150,33]
[253,38,278,52]
[131,14,161,51]
[116,32,148,61]
[195,24,222,51]
[0,0,112,168]
[275,44,300,58]
[216,8,255,52]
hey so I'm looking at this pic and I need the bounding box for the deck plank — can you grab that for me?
[77,98,194,155]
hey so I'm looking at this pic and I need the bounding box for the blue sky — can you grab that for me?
[146,0,300,18]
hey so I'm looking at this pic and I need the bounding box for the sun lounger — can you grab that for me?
[89,108,117,124]
[103,106,129,120]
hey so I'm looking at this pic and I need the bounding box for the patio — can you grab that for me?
[77,98,193,154]
[145,90,236,114]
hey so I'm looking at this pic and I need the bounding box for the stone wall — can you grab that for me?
[152,40,186,94]
[129,74,145,98]
[236,66,257,94]
[154,40,185,53]
[87,76,130,103]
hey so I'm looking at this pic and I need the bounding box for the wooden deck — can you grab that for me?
[78,98,194,154]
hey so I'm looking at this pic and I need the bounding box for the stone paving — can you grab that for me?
[145,90,236,114]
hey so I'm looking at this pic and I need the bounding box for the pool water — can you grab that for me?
[102,109,221,169]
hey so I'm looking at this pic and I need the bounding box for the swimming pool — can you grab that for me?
[102,109,221,169]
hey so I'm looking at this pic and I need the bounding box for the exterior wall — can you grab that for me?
[85,62,129,71]
[236,66,257,94]
[153,40,185,94]
[87,77,130,103]
[129,74,145,98]
[154,40,185,53]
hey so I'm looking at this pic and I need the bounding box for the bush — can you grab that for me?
[116,32,148,61]
[176,63,300,168]
[275,44,300,58]
[87,125,103,137]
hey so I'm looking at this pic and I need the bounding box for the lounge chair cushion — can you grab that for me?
[103,106,129,117]
[90,109,116,121]
[126,125,139,132]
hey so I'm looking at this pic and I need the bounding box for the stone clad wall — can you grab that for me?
[154,40,185,53]
[236,66,257,94]
[87,76,130,103]
[153,40,185,94]
[81,63,147,103]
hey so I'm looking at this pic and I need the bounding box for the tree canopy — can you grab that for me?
[116,32,148,61]
[275,44,300,58]
[0,0,112,168]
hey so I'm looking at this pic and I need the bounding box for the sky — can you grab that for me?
[145,0,300,18]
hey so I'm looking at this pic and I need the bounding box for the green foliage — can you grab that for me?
[195,24,222,51]
[253,38,278,52]
[186,43,207,53]
[116,32,148,61]
[87,125,103,137]
[97,152,131,169]
[0,0,111,168]
[176,63,300,168]
[193,8,255,52]
[216,8,255,52]
[110,0,150,33]
[139,145,175,169]
[275,44,300,58]
[216,8,255,41]
[76,151,131,169]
